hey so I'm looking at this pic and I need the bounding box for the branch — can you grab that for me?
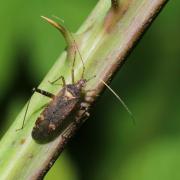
[0,0,168,179]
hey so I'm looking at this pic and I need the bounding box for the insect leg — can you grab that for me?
[16,97,32,131]
[85,89,97,93]
[16,88,54,131]
[48,76,66,87]
[71,50,76,84]
[86,75,96,83]
[80,102,90,111]
[71,39,85,79]
[33,88,55,99]
[16,101,49,131]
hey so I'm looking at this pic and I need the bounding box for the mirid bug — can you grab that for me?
[18,16,135,143]
[32,51,91,143]
[16,17,93,143]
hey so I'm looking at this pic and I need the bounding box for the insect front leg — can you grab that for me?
[48,76,66,87]
[84,89,98,104]
[74,101,90,125]
[75,89,99,124]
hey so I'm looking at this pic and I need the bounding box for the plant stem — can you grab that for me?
[0,0,168,179]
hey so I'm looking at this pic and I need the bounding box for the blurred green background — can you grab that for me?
[0,0,179,180]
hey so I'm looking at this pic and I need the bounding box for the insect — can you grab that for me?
[16,17,93,144]
[18,17,134,143]
[30,52,91,143]
[31,46,94,143]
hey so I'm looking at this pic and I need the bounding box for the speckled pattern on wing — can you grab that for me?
[32,84,82,143]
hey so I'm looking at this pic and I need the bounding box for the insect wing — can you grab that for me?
[32,97,80,143]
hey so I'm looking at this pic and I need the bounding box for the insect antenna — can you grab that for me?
[86,75,96,82]
[100,79,136,124]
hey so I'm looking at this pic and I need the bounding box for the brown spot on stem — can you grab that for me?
[20,138,26,144]
[28,154,34,159]
[104,0,132,33]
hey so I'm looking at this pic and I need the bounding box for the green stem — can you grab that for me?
[0,0,168,179]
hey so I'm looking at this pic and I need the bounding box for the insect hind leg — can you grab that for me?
[16,88,55,131]
[33,88,55,99]
[16,98,31,131]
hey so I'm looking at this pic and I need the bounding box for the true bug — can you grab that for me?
[16,17,94,143]
[31,48,92,143]
[28,16,97,143]
[18,17,134,143]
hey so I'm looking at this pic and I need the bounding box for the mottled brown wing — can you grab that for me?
[32,97,80,143]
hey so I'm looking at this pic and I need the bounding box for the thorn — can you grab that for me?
[51,15,65,23]
[41,16,86,79]
[41,16,72,47]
